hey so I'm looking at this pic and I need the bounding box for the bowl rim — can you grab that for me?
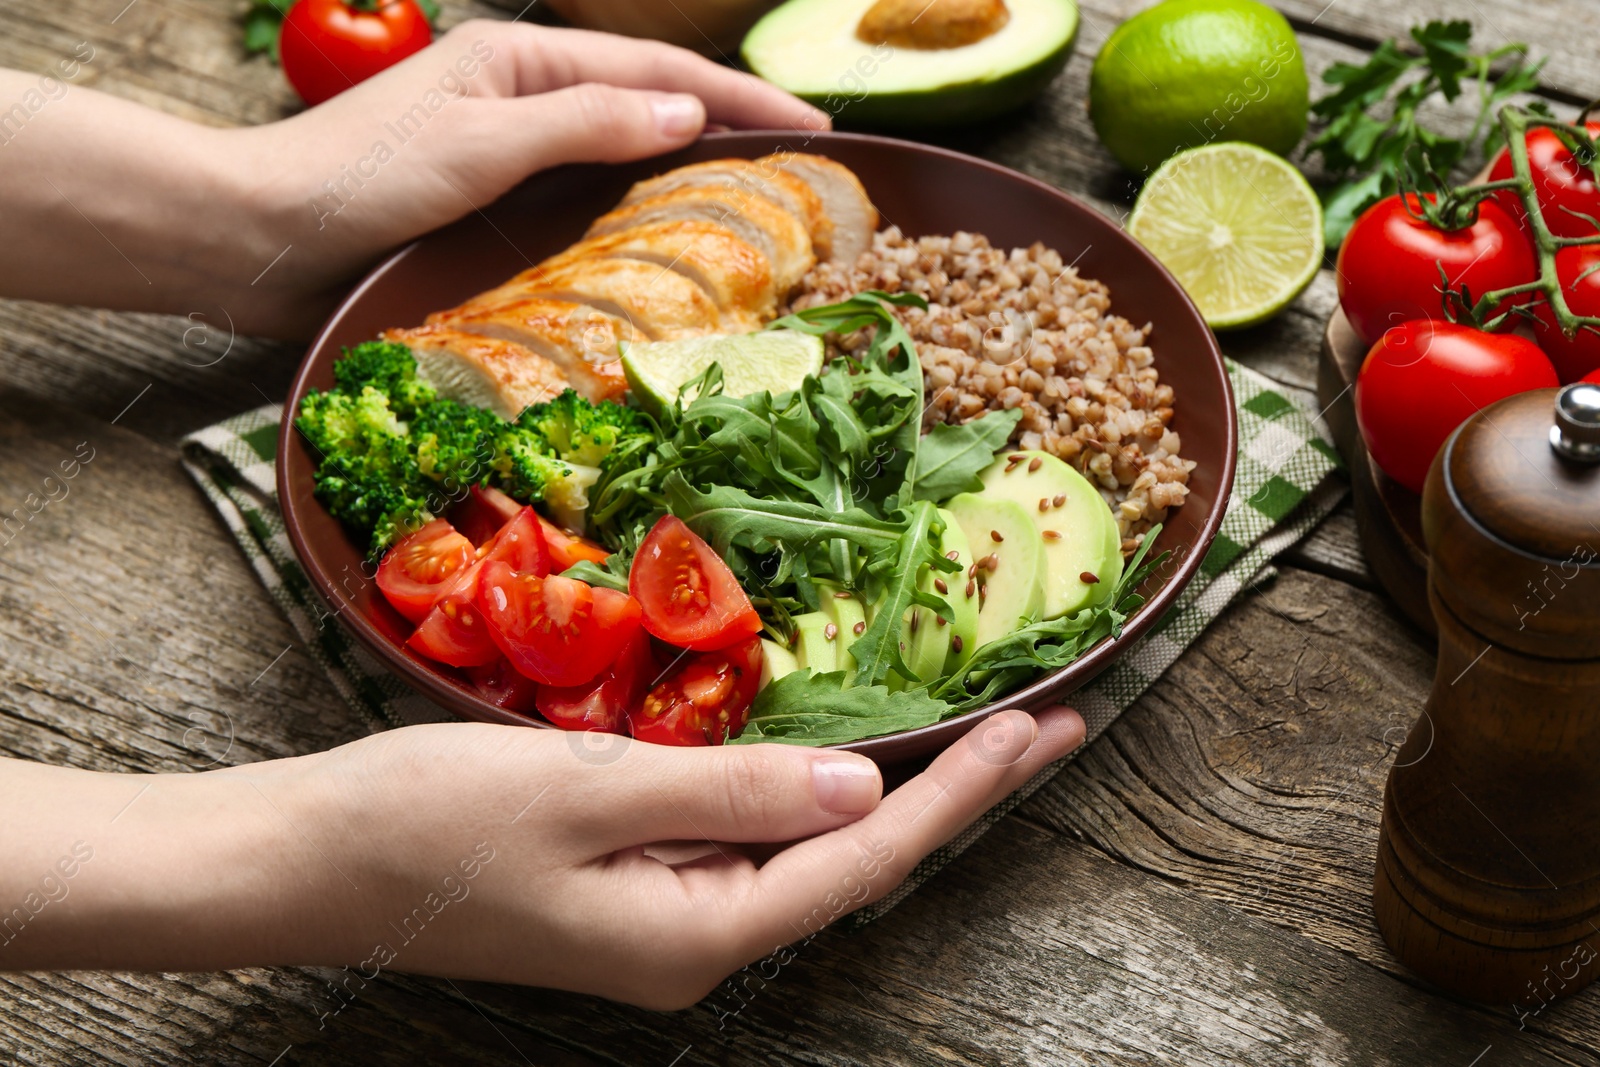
[278,129,1237,761]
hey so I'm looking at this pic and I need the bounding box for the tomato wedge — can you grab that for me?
[630,515,762,651]
[408,508,552,668]
[476,562,643,687]
[452,485,523,547]
[536,628,656,734]
[464,659,542,716]
[628,635,762,746]
[535,513,611,569]
[376,519,474,624]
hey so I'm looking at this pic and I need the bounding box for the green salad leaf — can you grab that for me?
[907,408,1024,503]
[731,670,951,746]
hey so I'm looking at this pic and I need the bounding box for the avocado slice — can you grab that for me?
[816,581,868,671]
[944,493,1046,651]
[759,638,800,690]
[978,450,1123,619]
[742,0,1079,129]
[792,611,840,673]
[905,508,980,678]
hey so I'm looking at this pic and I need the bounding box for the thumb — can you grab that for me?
[567,740,884,851]
[500,83,706,173]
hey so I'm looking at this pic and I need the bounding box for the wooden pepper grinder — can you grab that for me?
[1374,383,1600,1013]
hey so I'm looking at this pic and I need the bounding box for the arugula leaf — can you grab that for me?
[1306,21,1544,246]
[908,408,1022,503]
[846,500,959,686]
[664,473,902,557]
[559,559,628,593]
[731,669,950,745]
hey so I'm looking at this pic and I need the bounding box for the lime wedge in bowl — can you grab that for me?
[622,330,825,415]
[1128,142,1323,330]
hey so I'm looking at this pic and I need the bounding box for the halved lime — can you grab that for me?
[622,330,825,415]
[1128,142,1323,330]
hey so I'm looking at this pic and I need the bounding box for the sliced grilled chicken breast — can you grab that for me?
[456,258,721,341]
[759,153,878,264]
[541,220,776,331]
[619,159,835,260]
[383,326,569,421]
[586,187,815,295]
[426,298,630,403]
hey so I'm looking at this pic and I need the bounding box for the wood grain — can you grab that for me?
[1,0,1598,1061]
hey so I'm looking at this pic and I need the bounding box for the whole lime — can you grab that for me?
[1089,0,1308,174]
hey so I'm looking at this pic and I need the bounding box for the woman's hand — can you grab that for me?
[0,22,827,338]
[0,708,1084,1008]
[231,20,831,336]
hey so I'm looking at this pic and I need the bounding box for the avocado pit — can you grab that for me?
[856,0,1011,50]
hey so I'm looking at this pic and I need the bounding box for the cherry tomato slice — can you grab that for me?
[407,508,552,668]
[451,485,523,548]
[376,519,474,624]
[536,628,656,734]
[476,562,643,687]
[630,515,762,651]
[279,0,432,108]
[628,635,762,746]
[464,659,542,716]
[534,513,611,570]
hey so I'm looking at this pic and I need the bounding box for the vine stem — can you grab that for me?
[1453,106,1600,339]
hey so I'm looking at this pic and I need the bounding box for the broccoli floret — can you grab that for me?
[295,387,437,555]
[332,341,437,419]
[410,397,571,505]
[518,389,652,469]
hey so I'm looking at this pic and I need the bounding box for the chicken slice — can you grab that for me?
[759,153,878,264]
[455,257,722,341]
[619,159,835,261]
[383,326,569,422]
[586,187,815,295]
[425,298,630,404]
[542,220,775,331]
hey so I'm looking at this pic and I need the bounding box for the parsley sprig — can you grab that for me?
[1307,20,1546,247]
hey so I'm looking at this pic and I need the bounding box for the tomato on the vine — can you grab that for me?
[279,0,432,107]
[476,563,643,687]
[1585,369,1600,385]
[1488,121,1600,240]
[1355,320,1558,494]
[536,629,656,735]
[628,635,762,747]
[630,515,762,651]
[1336,194,1537,347]
[1531,244,1600,384]
[376,518,473,624]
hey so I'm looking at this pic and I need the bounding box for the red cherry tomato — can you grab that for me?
[1530,244,1600,384]
[476,563,643,687]
[1585,369,1600,385]
[451,485,522,547]
[534,513,611,570]
[1355,320,1559,494]
[630,515,763,651]
[464,659,541,716]
[407,508,551,667]
[628,635,763,746]
[1337,194,1537,347]
[1489,121,1600,240]
[375,519,473,624]
[279,0,432,107]
[536,628,657,734]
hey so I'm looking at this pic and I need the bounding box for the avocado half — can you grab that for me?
[741,0,1079,129]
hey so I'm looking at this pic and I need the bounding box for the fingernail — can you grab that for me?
[651,94,704,138]
[801,107,832,131]
[813,757,881,815]
[969,710,1038,767]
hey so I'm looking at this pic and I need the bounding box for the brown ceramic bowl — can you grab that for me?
[280,131,1236,765]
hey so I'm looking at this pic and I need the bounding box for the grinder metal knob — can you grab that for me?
[1551,382,1600,463]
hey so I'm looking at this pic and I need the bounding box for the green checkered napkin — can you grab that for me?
[180,358,1346,925]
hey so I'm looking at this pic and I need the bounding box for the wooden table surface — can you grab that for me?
[3,0,1598,1063]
